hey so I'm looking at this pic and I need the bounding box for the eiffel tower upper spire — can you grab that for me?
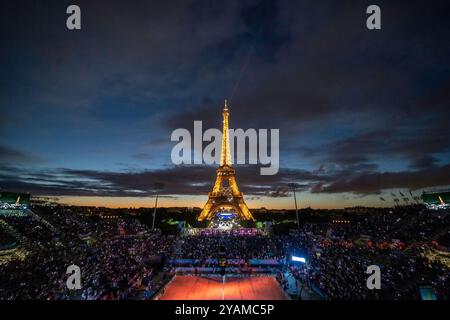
[220,99,232,167]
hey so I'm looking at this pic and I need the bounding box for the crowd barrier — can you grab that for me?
[169,258,284,267]
[183,228,264,236]
[172,266,279,274]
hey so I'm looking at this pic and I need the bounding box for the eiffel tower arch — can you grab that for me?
[198,100,255,221]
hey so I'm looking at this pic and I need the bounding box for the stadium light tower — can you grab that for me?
[152,182,165,230]
[288,183,300,230]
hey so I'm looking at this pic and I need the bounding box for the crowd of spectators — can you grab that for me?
[173,206,449,300]
[279,206,450,300]
[285,236,450,300]
[174,234,282,260]
[0,206,175,300]
[0,204,448,300]
[0,231,16,247]
[78,235,175,300]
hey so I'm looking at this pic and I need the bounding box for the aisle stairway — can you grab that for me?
[26,209,60,235]
[0,218,30,248]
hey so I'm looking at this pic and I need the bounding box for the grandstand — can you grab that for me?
[422,189,450,204]
[0,203,448,300]
[0,192,30,211]
[422,189,450,210]
[0,192,30,205]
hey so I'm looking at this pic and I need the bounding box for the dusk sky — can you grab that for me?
[1,0,450,209]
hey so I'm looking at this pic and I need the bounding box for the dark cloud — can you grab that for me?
[160,0,450,173]
[131,153,152,160]
[312,164,450,195]
[2,162,450,198]
[60,165,326,197]
[0,164,315,197]
[1,1,450,205]
[0,145,43,164]
[409,156,438,170]
[301,122,450,171]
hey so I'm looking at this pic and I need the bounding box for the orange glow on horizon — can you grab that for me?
[53,193,390,210]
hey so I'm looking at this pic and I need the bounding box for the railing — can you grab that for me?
[183,228,264,236]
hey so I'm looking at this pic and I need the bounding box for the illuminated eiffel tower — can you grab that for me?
[198,100,255,221]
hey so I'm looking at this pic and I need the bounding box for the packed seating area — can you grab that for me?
[0,204,448,300]
[277,206,450,300]
[174,235,282,260]
[286,233,450,300]
[0,206,175,300]
[0,231,16,246]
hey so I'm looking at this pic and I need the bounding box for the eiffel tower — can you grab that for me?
[198,100,255,221]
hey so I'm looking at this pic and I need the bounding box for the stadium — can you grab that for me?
[1,96,450,302]
[1,91,449,302]
[1,1,450,310]
[1,196,449,300]
[1,104,449,301]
